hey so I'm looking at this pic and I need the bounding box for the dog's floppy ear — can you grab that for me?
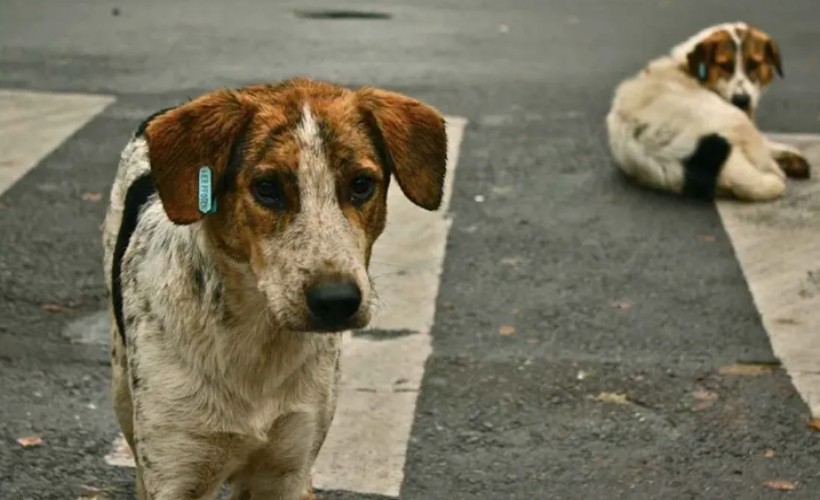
[686,30,735,82]
[357,88,447,211]
[687,40,715,81]
[745,26,784,79]
[764,37,784,77]
[144,90,254,224]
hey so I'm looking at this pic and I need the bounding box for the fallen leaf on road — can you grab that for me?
[500,256,522,267]
[104,433,135,467]
[595,392,630,404]
[78,485,111,500]
[718,363,778,376]
[763,480,796,491]
[692,387,718,410]
[807,418,820,432]
[526,338,539,345]
[693,388,718,401]
[17,436,43,447]
[42,303,71,313]
[498,325,516,336]
[699,234,717,242]
[774,317,801,325]
[610,301,633,310]
[81,192,103,202]
[764,449,776,458]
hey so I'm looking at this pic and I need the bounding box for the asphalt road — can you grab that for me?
[1,0,820,499]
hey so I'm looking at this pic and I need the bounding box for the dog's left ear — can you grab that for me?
[144,90,255,224]
[764,38,784,78]
[357,88,447,211]
[746,27,784,78]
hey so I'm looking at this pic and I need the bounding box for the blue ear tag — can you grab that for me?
[198,166,217,214]
[698,62,708,80]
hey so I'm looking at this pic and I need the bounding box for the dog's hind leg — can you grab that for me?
[109,321,149,498]
[766,138,811,179]
[719,149,786,201]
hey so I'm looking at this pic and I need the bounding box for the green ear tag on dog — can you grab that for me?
[698,62,708,80]
[198,166,217,214]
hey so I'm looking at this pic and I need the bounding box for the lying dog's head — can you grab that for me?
[678,22,783,116]
[142,79,447,333]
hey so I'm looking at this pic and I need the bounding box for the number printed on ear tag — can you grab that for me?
[198,166,216,214]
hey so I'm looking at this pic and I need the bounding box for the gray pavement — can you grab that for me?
[2,1,820,499]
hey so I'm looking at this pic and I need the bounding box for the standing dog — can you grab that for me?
[607,22,811,200]
[102,79,447,499]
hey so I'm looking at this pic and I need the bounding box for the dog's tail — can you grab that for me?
[681,133,732,199]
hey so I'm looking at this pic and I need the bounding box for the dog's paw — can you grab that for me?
[776,151,811,179]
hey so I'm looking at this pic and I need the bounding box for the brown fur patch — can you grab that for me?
[686,29,736,84]
[742,27,783,85]
[358,88,448,210]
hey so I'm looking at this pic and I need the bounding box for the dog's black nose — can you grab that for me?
[306,281,362,328]
[731,94,751,111]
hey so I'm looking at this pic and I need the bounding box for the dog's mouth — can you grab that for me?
[306,316,368,333]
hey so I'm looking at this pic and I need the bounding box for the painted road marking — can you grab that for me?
[0,89,114,196]
[717,133,820,417]
[95,116,468,496]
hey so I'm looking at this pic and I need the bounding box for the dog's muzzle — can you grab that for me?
[730,94,752,112]
[306,280,362,331]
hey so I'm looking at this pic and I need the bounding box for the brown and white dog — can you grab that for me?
[606,22,811,201]
[101,79,447,499]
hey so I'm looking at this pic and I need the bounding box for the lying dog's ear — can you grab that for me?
[144,90,254,224]
[764,37,784,78]
[687,40,715,81]
[745,26,784,79]
[357,88,447,211]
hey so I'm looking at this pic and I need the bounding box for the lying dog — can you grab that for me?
[102,79,447,499]
[607,22,810,201]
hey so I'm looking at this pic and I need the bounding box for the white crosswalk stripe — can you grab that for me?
[717,133,820,418]
[0,89,113,196]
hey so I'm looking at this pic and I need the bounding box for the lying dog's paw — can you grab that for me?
[776,151,811,179]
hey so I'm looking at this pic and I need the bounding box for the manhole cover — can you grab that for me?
[294,9,392,20]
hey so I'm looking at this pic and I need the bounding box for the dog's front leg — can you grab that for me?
[766,138,811,179]
[134,425,236,500]
[229,412,320,500]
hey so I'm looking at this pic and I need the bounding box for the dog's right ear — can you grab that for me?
[144,90,254,224]
[687,39,721,82]
[686,30,733,82]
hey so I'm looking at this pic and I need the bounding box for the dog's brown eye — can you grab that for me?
[350,175,376,204]
[746,60,759,72]
[720,61,735,73]
[252,179,286,210]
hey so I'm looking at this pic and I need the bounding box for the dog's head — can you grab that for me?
[143,79,447,333]
[679,23,783,116]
